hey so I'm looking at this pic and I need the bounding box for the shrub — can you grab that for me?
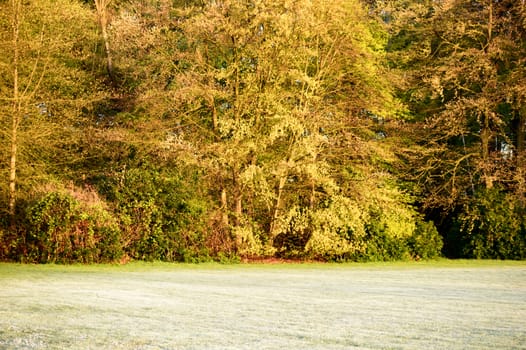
[354,203,418,261]
[362,219,410,262]
[118,198,167,261]
[105,165,209,261]
[25,190,122,263]
[0,224,9,261]
[204,211,237,258]
[233,221,269,258]
[407,219,443,259]
[277,195,428,262]
[274,206,313,259]
[455,188,526,259]
[306,196,367,261]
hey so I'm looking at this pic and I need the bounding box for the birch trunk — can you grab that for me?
[8,0,21,218]
[94,0,114,79]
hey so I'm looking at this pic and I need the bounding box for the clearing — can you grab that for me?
[0,260,525,349]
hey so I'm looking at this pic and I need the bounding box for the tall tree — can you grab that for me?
[397,0,526,207]
[387,0,526,258]
[169,0,409,256]
[0,0,103,222]
[6,0,22,219]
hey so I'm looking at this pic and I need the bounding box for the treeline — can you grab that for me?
[0,0,524,263]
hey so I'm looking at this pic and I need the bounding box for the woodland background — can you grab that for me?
[0,0,524,263]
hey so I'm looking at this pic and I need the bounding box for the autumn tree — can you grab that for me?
[0,0,447,262]
[164,0,433,259]
[0,0,104,229]
[389,0,526,258]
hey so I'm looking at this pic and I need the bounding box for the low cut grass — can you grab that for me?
[0,260,525,349]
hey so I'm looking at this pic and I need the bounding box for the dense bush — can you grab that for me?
[24,191,122,263]
[407,219,443,260]
[0,172,445,264]
[454,188,526,260]
[100,165,210,262]
[305,197,367,261]
[274,206,313,259]
[0,219,15,262]
[362,225,409,262]
[357,217,443,262]
[272,195,443,262]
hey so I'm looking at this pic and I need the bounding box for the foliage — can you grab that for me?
[384,0,525,259]
[420,0,524,194]
[0,0,523,262]
[407,219,443,260]
[102,164,209,262]
[305,197,367,261]
[454,188,526,260]
[24,189,122,263]
[0,0,109,220]
[273,192,443,262]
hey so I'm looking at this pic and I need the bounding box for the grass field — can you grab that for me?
[0,260,525,349]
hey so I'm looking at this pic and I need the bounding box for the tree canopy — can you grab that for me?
[0,0,524,263]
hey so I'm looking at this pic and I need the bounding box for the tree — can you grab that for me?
[0,0,449,262]
[4,0,22,219]
[0,0,103,226]
[168,0,418,258]
[388,0,526,257]
[394,0,524,205]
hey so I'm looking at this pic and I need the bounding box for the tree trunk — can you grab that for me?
[480,115,493,189]
[309,154,317,209]
[232,167,243,226]
[221,188,229,227]
[234,193,242,225]
[207,95,218,132]
[517,106,525,155]
[481,1,493,189]
[270,174,287,237]
[8,0,21,220]
[95,0,114,80]
[309,180,315,209]
[516,108,526,206]
[9,119,18,218]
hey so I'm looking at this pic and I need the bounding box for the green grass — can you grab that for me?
[1,260,525,349]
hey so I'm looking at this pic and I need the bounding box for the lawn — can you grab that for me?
[0,260,525,349]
